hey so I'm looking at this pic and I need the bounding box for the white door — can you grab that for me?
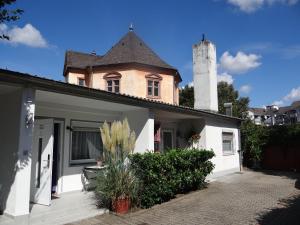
[30,119,54,206]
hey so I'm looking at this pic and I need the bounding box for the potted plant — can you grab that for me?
[95,119,139,214]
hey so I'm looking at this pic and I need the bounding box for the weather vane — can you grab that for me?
[129,23,134,31]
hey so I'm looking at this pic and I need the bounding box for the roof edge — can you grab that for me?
[0,69,240,122]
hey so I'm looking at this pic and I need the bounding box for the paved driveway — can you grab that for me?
[66,170,300,225]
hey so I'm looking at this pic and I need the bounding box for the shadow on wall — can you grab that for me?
[256,171,300,225]
[0,89,32,215]
[0,153,32,214]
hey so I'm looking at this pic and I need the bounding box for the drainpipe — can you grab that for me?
[237,122,243,172]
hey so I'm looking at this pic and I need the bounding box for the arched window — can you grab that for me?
[145,74,162,98]
[104,72,122,93]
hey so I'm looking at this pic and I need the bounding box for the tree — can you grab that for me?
[179,82,249,118]
[218,82,249,118]
[179,85,194,108]
[0,0,23,40]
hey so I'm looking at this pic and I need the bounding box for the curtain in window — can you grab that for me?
[222,132,234,154]
[71,130,103,161]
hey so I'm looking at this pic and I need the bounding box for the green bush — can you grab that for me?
[241,121,300,167]
[129,149,215,208]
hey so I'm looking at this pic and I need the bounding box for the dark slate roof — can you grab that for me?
[291,100,300,108]
[93,31,176,70]
[64,31,181,80]
[248,107,266,115]
[63,51,103,72]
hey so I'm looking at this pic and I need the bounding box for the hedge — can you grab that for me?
[129,149,215,208]
[241,121,300,167]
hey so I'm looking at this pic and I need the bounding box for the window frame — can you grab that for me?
[222,131,235,156]
[145,74,162,99]
[69,120,104,165]
[78,78,85,86]
[104,72,122,93]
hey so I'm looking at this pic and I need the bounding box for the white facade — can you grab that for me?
[0,75,240,222]
[193,40,218,112]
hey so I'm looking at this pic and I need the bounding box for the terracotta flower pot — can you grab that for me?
[112,197,131,214]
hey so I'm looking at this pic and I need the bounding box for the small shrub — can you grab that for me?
[129,148,215,208]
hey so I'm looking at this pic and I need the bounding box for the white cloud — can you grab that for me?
[217,72,234,84]
[228,0,264,13]
[283,86,300,102]
[239,84,252,94]
[219,51,261,74]
[272,100,284,106]
[272,86,300,106]
[0,23,48,48]
[227,0,298,13]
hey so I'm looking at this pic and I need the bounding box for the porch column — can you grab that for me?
[123,108,154,153]
[0,87,35,219]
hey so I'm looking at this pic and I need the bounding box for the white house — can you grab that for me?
[0,29,242,223]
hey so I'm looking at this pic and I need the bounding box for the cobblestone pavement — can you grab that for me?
[66,170,300,225]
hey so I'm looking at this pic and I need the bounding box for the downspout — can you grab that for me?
[238,121,243,172]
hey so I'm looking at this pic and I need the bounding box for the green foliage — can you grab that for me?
[0,0,24,40]
[129,149,215,208]
[95,161,140,208]
[179,85,194,108]
[218,82,249,118]
[179,82,249,118]
[266,124,300,147]
[241,122,300,167]
[241,120,268,166]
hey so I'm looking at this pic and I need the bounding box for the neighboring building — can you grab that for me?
[247,101,300,126]
[0,29,241,222]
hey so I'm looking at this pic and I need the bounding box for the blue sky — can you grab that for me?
[0,0,300,107]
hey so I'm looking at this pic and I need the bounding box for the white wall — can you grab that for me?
[0,88,35,218]
[203,118,240,177]
[122,109,154,153]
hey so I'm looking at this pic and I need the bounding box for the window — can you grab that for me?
[146,74,162,98]
[78,78,85,86]
[147,80,160,97]
[104,72,122,93]
[70,120,103,164]
[106,79,120,93]
[222,132,234,155]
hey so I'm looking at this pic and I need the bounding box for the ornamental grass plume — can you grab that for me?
[100,118,136,162]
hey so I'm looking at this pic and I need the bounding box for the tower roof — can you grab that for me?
[93,31,177,71]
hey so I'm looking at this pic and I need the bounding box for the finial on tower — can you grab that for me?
[129,23,134,31]
[202,33,206,42]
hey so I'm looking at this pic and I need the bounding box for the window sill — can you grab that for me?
[147,96,161,99]
[69,161,97,167]
[223,152,235,156]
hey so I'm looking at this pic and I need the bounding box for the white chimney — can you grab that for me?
[193,37,218,112]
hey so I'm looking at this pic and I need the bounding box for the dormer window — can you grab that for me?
[78,78,85,86]
[107,80,120,93]
[104,72,122,93]
[146,74,162,98]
